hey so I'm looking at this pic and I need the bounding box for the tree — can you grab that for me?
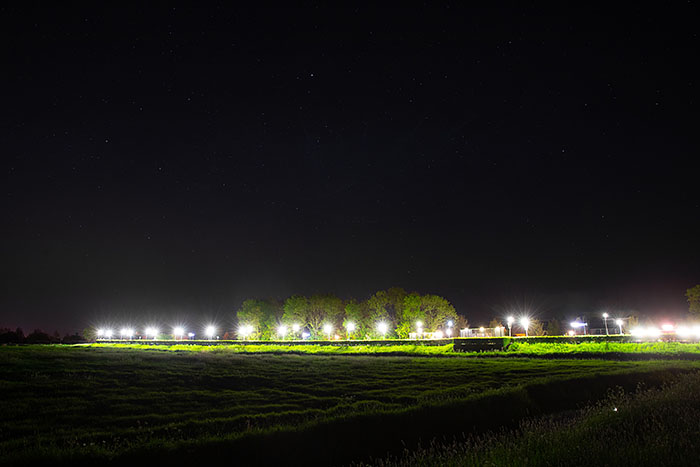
[687,285,700,318]
[488,318,502,329]
[547,319,562,336]
[396,293,426,338]
[308,294,344,338]
[627,315,639,330]
[237,299,281,339]
[343,299,368,338]
[527,319,544,336]
[421,294,458,331]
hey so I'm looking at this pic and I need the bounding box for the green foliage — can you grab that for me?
[236,299,281,339]
[343,299,368,338]
[547,318,562,336]
[687,285,700,318]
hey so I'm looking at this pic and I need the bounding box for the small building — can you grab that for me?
[460,326,505,338]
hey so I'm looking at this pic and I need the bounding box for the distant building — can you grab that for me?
[460,326,505,338]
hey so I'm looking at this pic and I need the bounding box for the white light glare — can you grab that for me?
[646,327,661,337]
[96,329,104,338]
[205,325,216,339]
[520,317,530,328]
[238,324,254,339]
[292,323,301,332]
[323,324,333,336]
[120,328,134,338]
[677,326,690,338]
[507,316,514,325]
[615,319,623,326]
[416,321,423,328]
[434,330,444,339]
[445,328,452,337]
[661,324,674,332]
[570,321,585,328]
[377,321,388,336]
[603,312,609,318]
[345,322,356,333]
[693,326,700,338]
[173,326,185,337]
[145,327,159,338]
[104,329,113,339]
[447,320,454,327]
[277,325,287,337]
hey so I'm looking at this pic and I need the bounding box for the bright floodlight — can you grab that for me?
[377,321,388,336]
[205,325,216,339]
[631,327,645,337]
[96,328,104,338]
[145,327,158,338]
[446,328,452,336]
[661,324,674,332]
[104,329,113,339]
[120,328,133,339]
[647,326,661,337]
[568,330,575,336]
[520,317,530,328]
[479,326,485,332]
[345,322,356,332]
[188,332,195,338]
[615,319,623,326]
[323,324,333,337]
[173,326,185,338]
[603,312,609,318]
[507,316,514,325]
[416,321,423,328]
[447,320,454,327]
[292,323,300,332]
[301,331,310,339]
[434,330,444,339]
[277,325,287,337]
[677,326,690,338]
[238,324,253,339]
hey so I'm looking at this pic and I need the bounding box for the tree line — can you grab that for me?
[236,287,463,340]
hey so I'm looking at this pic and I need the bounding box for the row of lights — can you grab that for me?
[96,325,218,340]
[243,320,456,340]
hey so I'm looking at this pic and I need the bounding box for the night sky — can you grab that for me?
[2,5,698,333]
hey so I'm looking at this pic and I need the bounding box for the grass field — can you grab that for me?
[372,371,700,466]
[1,345,699,466]
[84,340,700,356]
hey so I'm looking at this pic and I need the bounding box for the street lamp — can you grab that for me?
[507,316,514,337]
[145,327,159,340]
[277,325,287,339]
[323,324,333,340]
[345,321,356,339]
[205,325,216,340]
[520,317,530,337]
[173,326,185,340]
[615,319,623,335]
[377,321,388,338]
[603,312,609,335]
[292,323,300,334]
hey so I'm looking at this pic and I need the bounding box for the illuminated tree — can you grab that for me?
[343,299,368,338]
[237,299,281,339]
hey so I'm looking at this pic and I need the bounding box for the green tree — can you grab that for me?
[309,294,344,338]
[396,293,426,338]
[547,318,562,336]
[282,295,309,337]
[237,299,281,339]
[528,319,544,336]
[343,299,368,338]
[687,285,700,318]
[488,318,502,329]
[421,294,458,331]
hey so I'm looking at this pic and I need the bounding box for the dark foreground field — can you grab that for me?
[1,345,699,466]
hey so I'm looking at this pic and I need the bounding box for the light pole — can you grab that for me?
[520,317,530,337]
[507,316,514,337]
[345,321,355,339]
[615,319,623,335]
[603,312,609,335]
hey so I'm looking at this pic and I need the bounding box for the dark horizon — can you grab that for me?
[2,5,698,334]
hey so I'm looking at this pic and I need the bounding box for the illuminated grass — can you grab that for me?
[2,345,699,465]
[82,340,700,356]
